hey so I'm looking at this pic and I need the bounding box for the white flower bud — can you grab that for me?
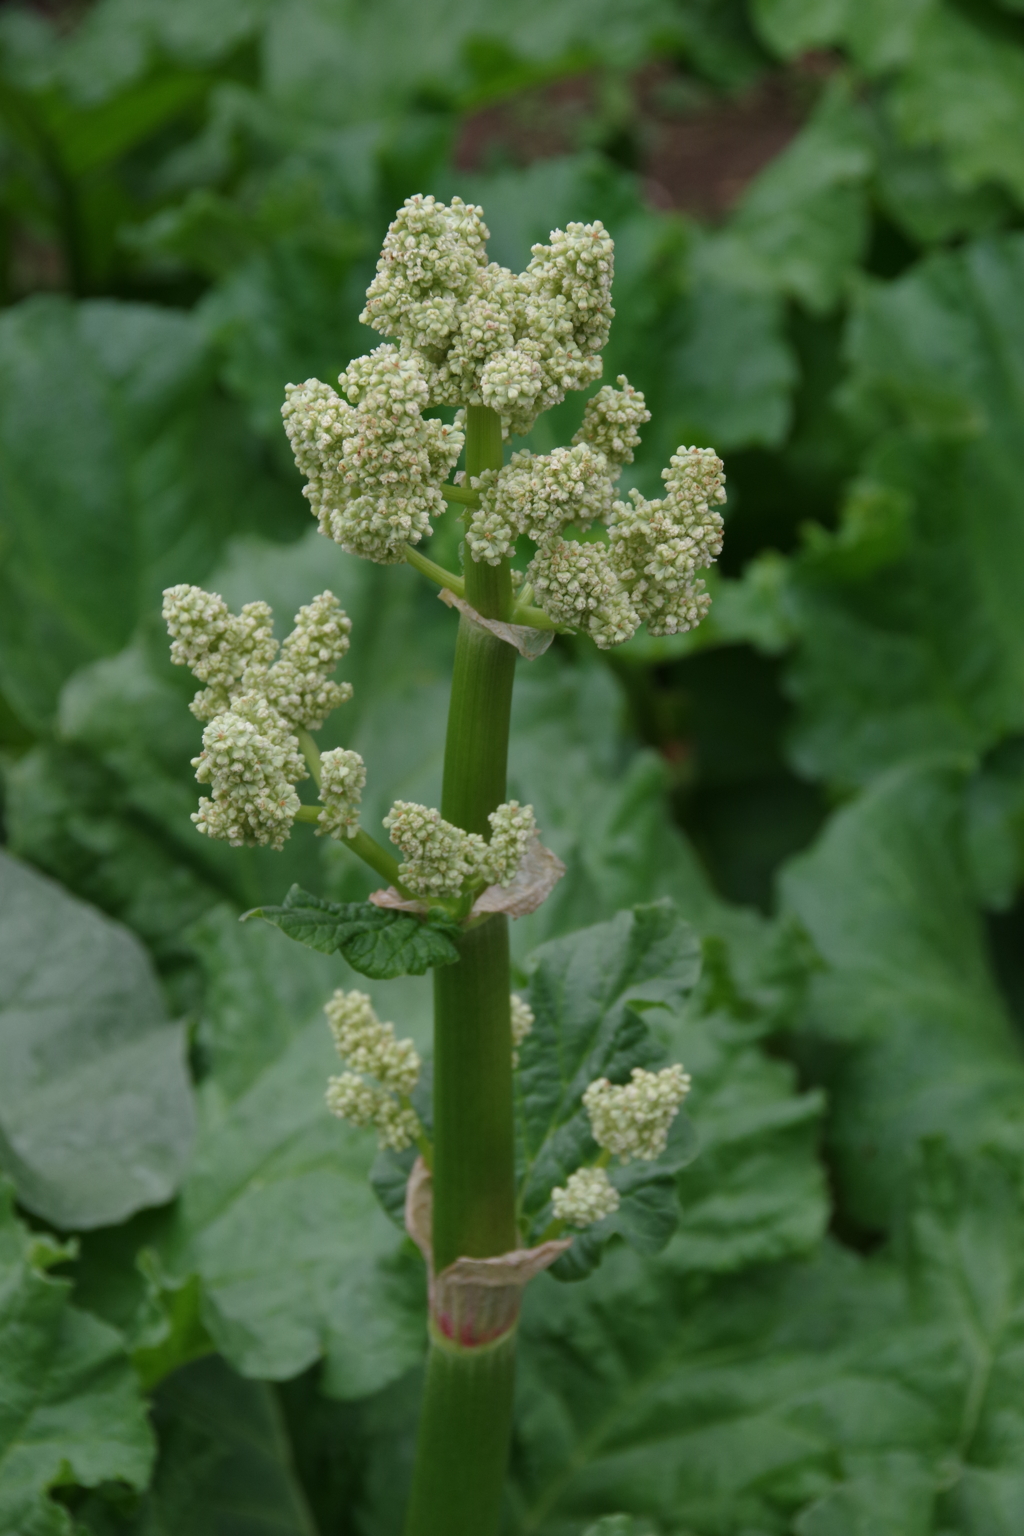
[260,592,353,730]
[190,692,305,850]
[316,748,365,840]
[467,444,615,564]
[325,989,420,1095]
[510,993,534,1067]
[432,263,520,406]
[163,584,277,719]
[551,1165,620,1227]
[484,801,537,886]
[324,992,422,1151]
[573,375,650,467]
[325,1075,420,1151]
[583,1065,692,1163]
[524,221,615,359]
[372,1096,424,1152]
[383,800,488,899]
[607,445,725,638]
[360,194,489,350]
[282,347,463,565]
[527,538,639,650]
[326,1071,381,1127]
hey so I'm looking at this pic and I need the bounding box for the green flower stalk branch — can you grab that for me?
[162,193,725,1535]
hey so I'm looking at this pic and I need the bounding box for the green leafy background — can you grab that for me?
[3,0,1024,1529]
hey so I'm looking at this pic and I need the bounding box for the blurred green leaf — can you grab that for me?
[512,1138,1024,1533]
[780,235,1024,786]
[660,927,828,1275]
[890,4,1024,205]
[781,760,1024,1230]
[0,850,195,1230]
[0,1181,154,1536]
[0,297,301,729]
[158,908,427,1396]
[76,1354,318,1536]
[696,78,873,312]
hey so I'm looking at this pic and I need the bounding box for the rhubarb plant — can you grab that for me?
[160,194,725,1534]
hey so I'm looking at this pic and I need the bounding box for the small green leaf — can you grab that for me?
[245,885,460,978]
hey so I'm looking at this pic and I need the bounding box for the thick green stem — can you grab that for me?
[403,404,519,1536]
[404,1329,516,1536]
[432,915,516,1269]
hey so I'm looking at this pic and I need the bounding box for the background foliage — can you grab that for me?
[2,0,1024,1530]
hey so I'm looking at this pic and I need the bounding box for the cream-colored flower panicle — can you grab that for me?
[551,1165,620,1228]
[282,350,464,565]
[527,538,640,651]
[607,448,726,637]
[573,375,650,466]
[383,799,538,900]
[163,584,354,849]
[325,990,421,1151]
[280,191,724,645]
[468,444,615,565]
[316,748,366,840]
[583,1064,692,1163]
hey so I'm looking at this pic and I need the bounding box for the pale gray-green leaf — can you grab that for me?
[0,851,195,1229]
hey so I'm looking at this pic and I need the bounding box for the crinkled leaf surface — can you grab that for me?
[159,909,426,1397]
[782,759,1024,1230]
[780,236,1024,787]
[76,1354,317,1536]
[658,928,828,1276]
[514,903,701,1273]
[0,1183,153,1536]
[248,886,459,977]
[512,1138,1024,1534]
[0,850,195,1229]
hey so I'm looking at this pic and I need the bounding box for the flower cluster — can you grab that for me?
[467,444,614,563]
[467,378,723,646]
[163,584,277,721]
[282,350,464,565]
[281,193,724,647]
[551,1165,620,1227]
[527,538,639,651]
[324,990,422,1151]
[163,584,361,849]
[550,1063,691,1232]
[316,748,366,840]
[510,993,534,1068]
[360,194,614,436]
[573,375,650,466]
[259,590,353,729]
[383,799,537,901]
[607,448,726,637]
[584,1065,692,1162]
[192,693,305,851]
